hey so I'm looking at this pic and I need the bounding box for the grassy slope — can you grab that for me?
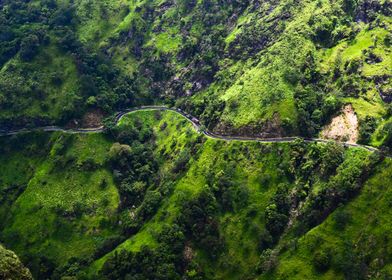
[0,133,120,270]
[0,44,80,122]
[214,0,315,128]
[211,0,391,132]
[0,133,51,226]
[319,16,392,145]
[1,0,390,139]
[2,110,392,279]
[261,159,392,280]
[86,111,389,279]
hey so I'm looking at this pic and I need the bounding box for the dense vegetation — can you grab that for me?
[0,110,391,279]
[1,0,392,279]
[0,244,32,280]
[0,0,391,141]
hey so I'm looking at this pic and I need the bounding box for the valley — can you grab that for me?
[0,0,391,279]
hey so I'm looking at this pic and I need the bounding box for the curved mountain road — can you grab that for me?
[0,105,383,154]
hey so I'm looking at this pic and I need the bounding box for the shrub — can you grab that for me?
[19,35,40,61]
[257,249,278,273]
[313,248,331,272]
[333,207,352,230]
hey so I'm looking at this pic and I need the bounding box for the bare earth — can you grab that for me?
[81,109,104,128]
[321,104,359,144]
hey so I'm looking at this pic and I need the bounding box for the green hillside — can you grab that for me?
[1,0,391,141]
[1,0,392,279]
[0,110,391,279]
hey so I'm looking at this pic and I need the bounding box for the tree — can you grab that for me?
[382,122,392,150]
[342,0,358,14]
[109,143,132,163]
[320,142,345,177]
[333,207,351,230]
[313,248,331,272]
[19,35,40,61]
[265,204,289,238]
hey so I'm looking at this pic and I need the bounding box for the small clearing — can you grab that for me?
[321,104,359,144]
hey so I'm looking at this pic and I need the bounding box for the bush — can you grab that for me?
[381,122,392,150]
[258,229,273,251]
[333,207,351,230]
[358,116,377,144]
[313,249,331,272]
[138,191,162,220]
[319,142,345,177]
[257,249,278,273]
[265,204,289,238]
[19,35,40,61]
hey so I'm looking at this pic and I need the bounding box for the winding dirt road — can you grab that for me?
[0,105,382,154]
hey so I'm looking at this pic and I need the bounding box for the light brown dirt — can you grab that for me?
[183,244,194,261]
[321,104,359,144]
[81,109,104,128]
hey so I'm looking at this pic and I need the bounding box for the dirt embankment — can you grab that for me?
[321,104,359,144]
[66,109,104,129]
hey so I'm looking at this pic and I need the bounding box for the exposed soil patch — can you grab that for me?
[183,244,194,262]
[66,109,104,129]
[321,104,359,143]
[81,109,104,128]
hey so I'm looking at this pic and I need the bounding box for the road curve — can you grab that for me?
[0,105,384,154]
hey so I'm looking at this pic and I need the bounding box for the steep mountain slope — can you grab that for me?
[1,0,392,279]
[1,0,391,144]
[1,110,391,279]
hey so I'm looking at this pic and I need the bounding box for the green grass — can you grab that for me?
[75,0,133,46]
[1,133,120,268]
[1,110,390,279]
[1,0,391,276]
[0,42,79,121]
[146,27,182,54]
[87,111,378,279]
[262,158,392,280]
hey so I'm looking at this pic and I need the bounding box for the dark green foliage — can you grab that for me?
[258,229,274,252]
[24,254,56,280]
[309,14,336,47]
[313,248,331,272]
[333,207,352,231]
[359,116,377,144]
[0,0,140,128]
[93,235,125,260]
[137,191,162,220]
[333,241,368,280]
[294,86,341,137]
[208,162,250,212]
[172,149,191,173]
[299,151,380,232]
[0,0,391,278]
[101,225,186,280]
[19,35,40,61]
[178,187,222,258]
[381,122,392,150]
[264,184,291,242]
[319,143,345,177]
[257,249,278,274]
